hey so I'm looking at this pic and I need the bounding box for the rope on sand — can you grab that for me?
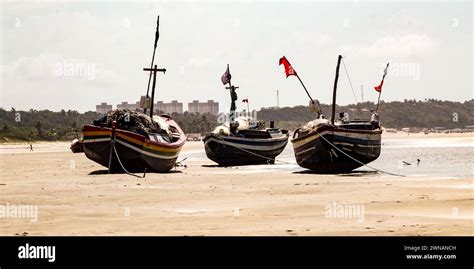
[315,130,405,177]
[175,157,188,168]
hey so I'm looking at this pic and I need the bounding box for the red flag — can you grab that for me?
[279,56,297,78]
[374,63,389,93]
[374,80,384,92]
[242,99,248,103]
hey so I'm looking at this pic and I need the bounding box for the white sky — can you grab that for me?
[1,0,472,112]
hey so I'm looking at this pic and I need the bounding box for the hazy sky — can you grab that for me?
[1,0,472,112]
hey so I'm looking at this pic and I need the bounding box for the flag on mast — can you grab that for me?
[242,98,249,111]
[374,63,389,92]
[221,64,231,85]
[279,56,297,78]
[154,15,160,48]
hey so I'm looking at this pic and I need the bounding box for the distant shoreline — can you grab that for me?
[1,132,472,146]
[382,132,473,139]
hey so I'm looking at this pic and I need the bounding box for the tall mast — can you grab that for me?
[143,15,160,115]
[331,55,343,125]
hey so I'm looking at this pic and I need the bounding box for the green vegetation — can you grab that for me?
[0,108,219,142]
[0,108,98,142]
[1,99,472,142]
[259,99,474,130]
[171,112,218,134]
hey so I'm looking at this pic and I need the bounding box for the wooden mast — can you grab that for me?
[331,55,343,125]
[143,66,166,118]
[144,15,160,115]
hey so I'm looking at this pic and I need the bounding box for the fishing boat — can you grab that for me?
[82,15,185,173]
[291,117,382,173]
[82,114,185,173]
[203,65,289,166]
[204,127,289,166]
[281,55,385,173]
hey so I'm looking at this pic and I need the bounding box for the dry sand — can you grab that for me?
[0,135,472,236]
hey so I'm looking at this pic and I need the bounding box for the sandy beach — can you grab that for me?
[0,134,473,236]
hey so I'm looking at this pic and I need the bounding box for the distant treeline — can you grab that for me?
[1,99,472,142]
[0,108,99,142]
[0,108,219,142]
[259,99,474,130]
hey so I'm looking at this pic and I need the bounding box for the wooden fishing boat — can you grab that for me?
[292,120,381,173]
[81,15,185,173]
[83,115,185,173]
[203,128,289,166]
[289,55,383,173]
[203,64,289,166]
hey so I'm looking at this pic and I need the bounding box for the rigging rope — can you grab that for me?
[315,129,405,177]
[341,57,364,119]
[341,57,358,104]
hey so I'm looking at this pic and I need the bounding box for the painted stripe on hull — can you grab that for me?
[206,137,288,151]
[83,132,181,153]
[83,136,180,158]
[83,125,184,152]
[83,140,177,172]
[293,130,380,150]
[220,134,289,143]
[83,138,111,143]
[333,141,380,148]
[115,139,181,160]
[203,134,289,166]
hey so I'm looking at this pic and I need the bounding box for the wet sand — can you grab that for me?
[0,135,472,236]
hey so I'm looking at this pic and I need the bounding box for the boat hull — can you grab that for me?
[292,125,381,173]
[82,121,184,173]
[70,139,84,153]
[203,133,289,166]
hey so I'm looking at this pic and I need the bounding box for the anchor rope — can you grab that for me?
[174,157,188,168]
[314,129,405,177]
[112,143,146,178]
[224,142,294,165]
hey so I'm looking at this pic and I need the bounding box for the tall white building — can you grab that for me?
[155,100,183,114]
[116,101,138,110]
[188,100,219,115]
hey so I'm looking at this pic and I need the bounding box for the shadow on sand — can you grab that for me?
[201,164,240,169]
[88,169,182,175]
[292,170,379,176]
